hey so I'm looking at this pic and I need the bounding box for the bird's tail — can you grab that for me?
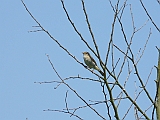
[95,66,104,76]
[98,70,104,76]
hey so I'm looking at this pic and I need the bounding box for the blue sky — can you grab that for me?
[0,0,160,120]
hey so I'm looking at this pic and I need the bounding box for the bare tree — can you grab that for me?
[21,0,160,119]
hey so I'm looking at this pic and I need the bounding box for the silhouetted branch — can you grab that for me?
[139,0,160,32]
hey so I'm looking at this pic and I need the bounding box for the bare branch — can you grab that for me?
[139,0,160,32]
[100,82,112,120]
[44,109,83,120]
[45,54,106,120]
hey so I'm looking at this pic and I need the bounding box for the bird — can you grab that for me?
[82,52,104,76]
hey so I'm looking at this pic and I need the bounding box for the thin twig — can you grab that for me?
[139,0,160,32]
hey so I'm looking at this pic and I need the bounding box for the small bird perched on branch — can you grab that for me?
[82,52,104,76]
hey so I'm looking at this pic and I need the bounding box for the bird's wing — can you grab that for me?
[90,55,97,66]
